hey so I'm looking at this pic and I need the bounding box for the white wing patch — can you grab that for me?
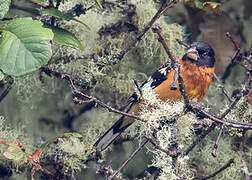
[141,77,154,90]
[158,67,167,75]
[141,65,172,91]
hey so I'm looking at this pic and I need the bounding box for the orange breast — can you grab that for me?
[154,59,214,102]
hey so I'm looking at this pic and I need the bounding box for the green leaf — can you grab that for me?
[3,141,27,163]
[39,132,84,149]
[62,132,84,138]
[203,2,221,9]
[194,1,204,9]
[44,24,84,50]
[0,0,11,19]
[94,0,103,9]
[0,18,53,76]
[41,8,90,30]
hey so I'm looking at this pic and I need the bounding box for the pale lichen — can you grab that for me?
[138,89,184,136]
[134,89,197,179]
[190,134,244,179]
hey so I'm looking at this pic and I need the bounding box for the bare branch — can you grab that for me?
[184,123,216,155]
[194,107,252,129]
[0,76,14,103]
[108,138,149,180]
[133,79,142,97]
[152,24,176,63]
[202,159,234,180]
[152,24,189,106]
[145,136,178,157]
[176,39,189,48]
[65,75,146,123]
[213,73,232,102]
[185,74,252,155]
[226,32,240,52]
[116,0,177,62]
[177,61,190,106]
[211,124,225,157]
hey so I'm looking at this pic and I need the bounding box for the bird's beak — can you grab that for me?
[186,47,199,61]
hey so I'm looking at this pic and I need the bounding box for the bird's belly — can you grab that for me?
[154,68,213,103]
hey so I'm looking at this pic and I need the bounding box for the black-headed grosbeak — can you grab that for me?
[94,41,215,151]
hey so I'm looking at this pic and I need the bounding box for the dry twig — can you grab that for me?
[65,75,146,123]
[116,0,177,62]
[108,139,149,180]
[202,159,234,180]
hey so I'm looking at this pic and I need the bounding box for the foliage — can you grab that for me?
[0,0,95,77]
[0,18,53,76]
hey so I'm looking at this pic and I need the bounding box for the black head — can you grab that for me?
[182,41,215,67]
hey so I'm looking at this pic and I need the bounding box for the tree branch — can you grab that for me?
[185,74,251,155]
[213,73,232,102]
[202,159,234,180]
[116,0,176,62]
[152,24,189,106]
[108,138,149,180]
[65,75,146,123]
[0,76,14,103]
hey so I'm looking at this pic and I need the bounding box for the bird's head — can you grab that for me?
[182,41,215,67]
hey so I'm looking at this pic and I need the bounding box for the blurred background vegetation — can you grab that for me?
[0,0,251,179]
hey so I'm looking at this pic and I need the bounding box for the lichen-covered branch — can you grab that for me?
[65,75,146,123]
[116,0,177,62]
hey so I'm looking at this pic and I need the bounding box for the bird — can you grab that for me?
[94,41,215,151]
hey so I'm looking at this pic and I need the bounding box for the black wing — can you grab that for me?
[141,62,172,90]
[122,62,172,108]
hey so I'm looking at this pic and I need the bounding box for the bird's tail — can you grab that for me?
[94,103,137,151]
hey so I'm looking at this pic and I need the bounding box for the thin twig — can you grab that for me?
[176,39,189,48]
[221,32,243,81]
[152,24,176,63]
[225,32,243,67]
[184,81,251,155]
[133,79,142,97]
[213,73,232,102]
[40,66,93,90]
[211,124,225,157]
[177,61,190,106]
[145,136,178,157]
[211,80,246,157]
[116,0,176,62]
[152,24,178,90]
[108,138,149,180]
[226,32,240,52]
[0,76,14,103]
[65,75,146,123]
[202,159,234,180]
[193,108,252,129]
[152,24,189,106]
[184,123,216,155]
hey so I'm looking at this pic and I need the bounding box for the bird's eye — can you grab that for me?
[203,52,208,56]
